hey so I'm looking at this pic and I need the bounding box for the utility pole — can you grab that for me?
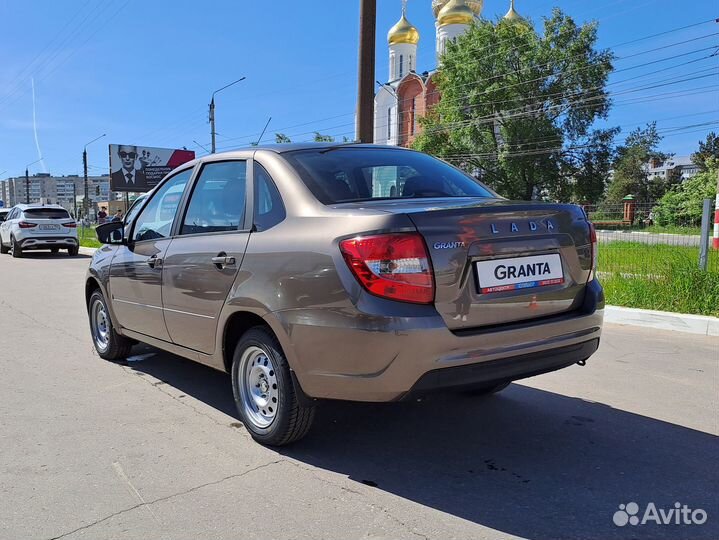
[209,97,216,153]
[83,134,106,221]
[24,159,43,204]
[72,181,77,219]
[209,77,246,153]
[83,148,89,219]
[356,0,377,143]
[713,168,719,250]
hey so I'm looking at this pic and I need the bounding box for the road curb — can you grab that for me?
[605,305,719,337]
[76,244,717,337]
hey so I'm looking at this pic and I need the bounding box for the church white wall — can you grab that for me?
[374,86,399,145]
[388,43,417,81]
[436,23,469,59]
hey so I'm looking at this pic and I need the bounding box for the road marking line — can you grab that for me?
[112,461,161,523]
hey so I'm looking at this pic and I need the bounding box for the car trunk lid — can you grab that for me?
[402,199,593,330]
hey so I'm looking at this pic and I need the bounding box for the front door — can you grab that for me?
[109,168,193,341]
[162,160,250,354]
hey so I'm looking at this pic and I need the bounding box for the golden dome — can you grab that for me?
[437,0,476,27]
[432,0,483,18]
[503,0,527,23]
[388,12,420,45]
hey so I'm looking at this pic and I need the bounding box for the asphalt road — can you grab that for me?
[1,252,717,540]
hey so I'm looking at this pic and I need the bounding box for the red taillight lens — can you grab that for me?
[18,221,37,228]
[588,222,598,281]
[339,233,434,304]
[63,222,77,228]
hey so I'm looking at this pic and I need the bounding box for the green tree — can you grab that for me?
[313,132,335,143]
[653,157,718,227]
[606,123,671,203]
[275,133,292,143]
[691,132,719,172]
[412,9,614,202]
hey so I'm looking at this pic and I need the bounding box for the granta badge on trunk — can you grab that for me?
[433,241,466,250]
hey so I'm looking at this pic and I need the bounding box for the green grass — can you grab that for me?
[640,225,703,235]
[78,226,101,248]
[598,242,719,316]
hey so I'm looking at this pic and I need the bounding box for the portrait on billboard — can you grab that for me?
[109,144,195,193]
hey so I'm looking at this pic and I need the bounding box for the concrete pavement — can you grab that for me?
[597,230,703,247]
[0,251,717,540]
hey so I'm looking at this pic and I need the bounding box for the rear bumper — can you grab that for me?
[273,279,605,402]
[18,236,78,249]
[407,338,599,397]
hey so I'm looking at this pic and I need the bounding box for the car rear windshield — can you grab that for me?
[23,208,70,219]
[282,147,495,205]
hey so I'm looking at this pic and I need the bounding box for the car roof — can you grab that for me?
[15,203,67,210]
[176,143,412,170]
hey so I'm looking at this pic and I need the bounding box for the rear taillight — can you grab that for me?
[18,221,37,228]
[63,222,77,228]
[339,233,434,304]
[588,222,598,281]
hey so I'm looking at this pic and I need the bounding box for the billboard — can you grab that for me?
[108,144,195,193]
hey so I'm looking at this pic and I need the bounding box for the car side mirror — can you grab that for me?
[96,221,126,245]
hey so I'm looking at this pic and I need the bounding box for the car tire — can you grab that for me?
[68,246,79,256]
[464,381,511,396]
[0,236,8,254]
[88,290,133,361]
[11,236,23,258]
[231,326,315,446]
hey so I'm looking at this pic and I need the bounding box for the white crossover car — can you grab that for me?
[0,204,79,257]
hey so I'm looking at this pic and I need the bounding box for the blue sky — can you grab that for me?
[0,0,717,178]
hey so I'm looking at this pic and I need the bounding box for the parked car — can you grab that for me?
[86,144,603,446]
[0,208,9,223]
[0,204,79,257]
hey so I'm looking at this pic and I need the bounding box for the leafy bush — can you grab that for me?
[653,158,717,227]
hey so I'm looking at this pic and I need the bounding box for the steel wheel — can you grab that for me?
[238,345,279,429]
[90,297,110,352]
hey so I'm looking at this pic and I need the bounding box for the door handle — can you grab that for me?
[147,255,163,268]
[211,253,236,269]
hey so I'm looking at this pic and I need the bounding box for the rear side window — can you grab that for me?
[180,161,247,235]
[283,148,494,205]
[253,163,285,231]
[23,208,70,219]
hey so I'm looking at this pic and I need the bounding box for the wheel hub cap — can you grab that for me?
[238,346,279,429]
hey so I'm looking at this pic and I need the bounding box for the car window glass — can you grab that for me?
[283,148,495,204]
[253,163,285,232]
[23,208,70,219]
[180,161,247,235]
[132,169,192,242]
[124,194,147,225]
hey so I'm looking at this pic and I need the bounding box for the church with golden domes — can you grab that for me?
[374,0,525,147]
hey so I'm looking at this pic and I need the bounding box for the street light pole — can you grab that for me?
[83,134,106,221]
[209,77,246,153]
[24,159,43,204]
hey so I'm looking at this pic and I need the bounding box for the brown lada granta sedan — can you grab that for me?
[86,144,603,445]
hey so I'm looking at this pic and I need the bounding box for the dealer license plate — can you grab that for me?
[39,224,60,230]
[476,254,564,294]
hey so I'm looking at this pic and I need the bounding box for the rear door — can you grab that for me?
[162,160,251,354]
[408,200,592,330]
[108,168,193,341]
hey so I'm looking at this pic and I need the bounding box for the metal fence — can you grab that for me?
[585,200,718,277]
